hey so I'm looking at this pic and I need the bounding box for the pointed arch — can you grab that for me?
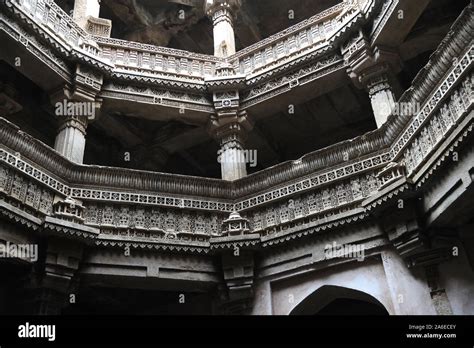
[290,285,389,315]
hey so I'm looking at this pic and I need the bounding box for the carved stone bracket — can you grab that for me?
[211,235,259,313]
[221,248,255,300]
[343,38,402,127]
[344,35,402,86]
[210,211,259,310]
[86,16,112,38]
[20,238,84,314]
[49,65,104,122]
[379,198,456,270]
[0,82,23,117]
[378,197,427,262]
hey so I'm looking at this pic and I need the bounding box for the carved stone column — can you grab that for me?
[205,0,241,57]
[73,0,100,27]
[207,62,251,181]
[378,196,455,314]
[216,122,247,181]
[366,73,397,128]
[343,37,401,128]
[50,65,103,164]
[73,0,100,26]
[210,113,253,181]
[54,115,88,164]
[425,265,453,315]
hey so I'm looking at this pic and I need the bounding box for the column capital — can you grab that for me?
[344,38,402,89]
[57,115,88,135]
[49,75,104,123]
[359,63,393,89]
[205,0,241,19]
[208,110,254,141]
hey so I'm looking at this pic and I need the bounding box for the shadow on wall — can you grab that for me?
[290,285,389,316]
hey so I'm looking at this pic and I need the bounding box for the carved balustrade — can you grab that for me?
[1,0,382,95]
[95,37,220,89]
[0,62,472,250]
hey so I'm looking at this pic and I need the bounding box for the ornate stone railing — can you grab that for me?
[236,2,474,198]
[229,0,375,82]
[0,158,226,252]
[0,0,381,92]
[95,37,220,90]
[0,1,472,250]
[228,2,345,76]
[1,0,217,89]
[1,57,472,247]
[2,0,112,72]
[0,75,471,250]
[11,0,87,48]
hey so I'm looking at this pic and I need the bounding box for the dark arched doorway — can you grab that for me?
[290,285,389,315]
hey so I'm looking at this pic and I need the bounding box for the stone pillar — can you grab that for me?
[54,116,88,164]
[210,112,253,181]
[343,39,401,128]
[73,0,101,29]
[367,74,397,128]
[217,124,247,181]
[425,265,453,315]
[205,0,241,58]
[51,72,102,164]
[206,52,251,181]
